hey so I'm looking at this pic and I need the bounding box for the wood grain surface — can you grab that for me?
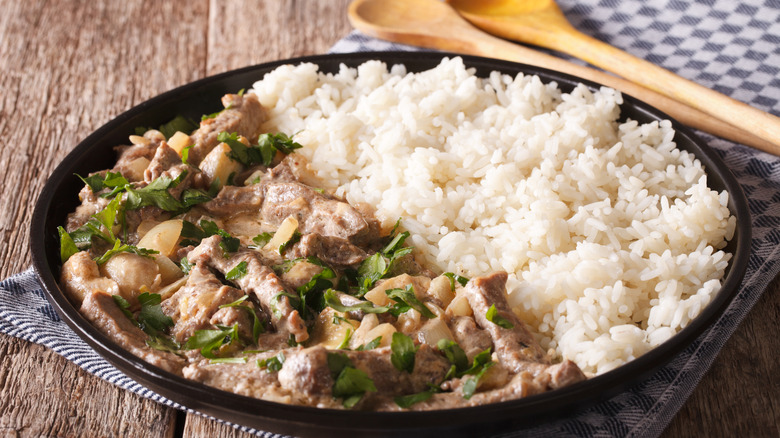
[0,1,776,437]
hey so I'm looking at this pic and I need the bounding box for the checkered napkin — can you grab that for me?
[2,0,779,436]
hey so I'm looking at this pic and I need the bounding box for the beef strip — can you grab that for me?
[464,273,586,388]
[80,290,184,374]
[66,186,110,232]
[464,272,549,371]
[112,136,163,181]
[346,344,451,397]
[446,315,494,362]
[161,262,250,343]
[187,235,309,343]
[144,141,183,182]
[380,370,548,411]
[60,251,120,304]
[261,181,379,246]
[181,350,338,407]
[187,93,267,166]
[201,183,265,217]
[276,345,452,408]
[289,233,369,267]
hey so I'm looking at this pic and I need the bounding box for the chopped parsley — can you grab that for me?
[134,115,198,140]
[322,289,389,314]
[180,257,193,274]
[443,272,470,290]
[353,221,414,296]
[218,295,265,343]
[59,195,158,264]
[76,171,131,198]
[218,131,302,167]
[390,332,418,373]
[355,336,382,351]
[257,352,286,372]
[112,295,134,320]
[394,388,437,409]
[250,232,274,248]
[93,239,159,265]
[486,304,514,329]
[295,258,336,318]
[225,261,249,280]
[336,328,353,350]
[385,284,436,319]
[180,219,240,255]
[112,292,178,353]
[58,226,80,263]
[328,352,376,408]
[436,340,495,399]
[160,115,198,140]
[184,324,241,359]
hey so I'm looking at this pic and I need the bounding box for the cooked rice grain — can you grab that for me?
[250,57,735,375]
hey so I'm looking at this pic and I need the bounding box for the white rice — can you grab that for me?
[250,57,736,375]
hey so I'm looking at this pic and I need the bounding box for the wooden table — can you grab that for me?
[0,1,777,436]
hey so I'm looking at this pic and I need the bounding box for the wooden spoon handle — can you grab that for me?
[552,29,780,152]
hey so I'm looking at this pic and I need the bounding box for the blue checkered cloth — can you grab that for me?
[2,0,779,436]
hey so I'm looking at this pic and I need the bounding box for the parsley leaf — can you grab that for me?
[296,259,336,318]
[251,232,274,248]
[125,292,179,353]
[436,339,470,374]
[328,352,377,408]
[58,226,80,263]
[218,295,265,343]
[93,239,159,265]
[180,220,240,255]
[218,131,302,167]
[355,336,382,351]
[184,324,240,359]
[76,171,131,197]
[353,222,414,295]
[159,115,198,140]
[210,357,248,364]
[225,261,248,280]
[394,389,437,409]
[323,289,389,314]
[257,352,286,372]
[257,132,303,155]
[336,328,353,350]
[390,332,418,373]
[112,295,134,320]
[137,292,174,334]
[125,173,188,211]
[443,272,470,290]
[385,284,436,319]
[486,304,514,329]
[180,257,193,274]
[462,361,495,400]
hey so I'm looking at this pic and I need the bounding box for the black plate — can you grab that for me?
[30,52,751,437]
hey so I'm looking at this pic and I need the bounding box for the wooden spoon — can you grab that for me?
[448,0,780,152]
[348,0,779,154]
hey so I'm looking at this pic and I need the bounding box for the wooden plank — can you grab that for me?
[0,0,209,436]
[205,0,355,73]
[0,338,177,437]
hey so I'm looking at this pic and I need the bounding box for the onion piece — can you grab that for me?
[416,317,454,347]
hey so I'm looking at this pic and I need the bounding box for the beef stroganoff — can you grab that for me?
[58,58,734,410]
